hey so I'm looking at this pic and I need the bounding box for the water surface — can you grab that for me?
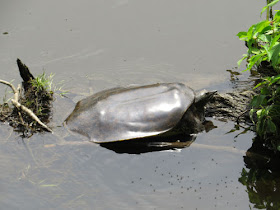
[1,0,279,209]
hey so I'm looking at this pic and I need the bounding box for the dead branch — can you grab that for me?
[0,79,17,94]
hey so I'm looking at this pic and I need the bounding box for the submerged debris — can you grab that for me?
[0,59,53,137]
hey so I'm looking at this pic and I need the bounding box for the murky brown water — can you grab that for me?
[1,0,280,209]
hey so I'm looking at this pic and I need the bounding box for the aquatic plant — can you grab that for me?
[250,75,280,150]
[30,72,67,96]
[31,72,54,93]
[237,0,280,72]
[237,1,280,151]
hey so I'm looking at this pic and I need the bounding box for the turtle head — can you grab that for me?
[194,89,217,106]
[180,90,216,134]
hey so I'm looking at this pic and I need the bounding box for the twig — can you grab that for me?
[11,99,53,132]
[17,111,26,126]
[0,79,53,133]
[0,79,16,94]
[236,110,249,124]
[13,84,28,129]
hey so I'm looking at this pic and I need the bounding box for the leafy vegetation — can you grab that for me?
[237,0,280,72]
[250,75,280,150]
[237,0,280,152]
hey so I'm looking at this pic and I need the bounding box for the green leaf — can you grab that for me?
[254,78,270,89]
[251,48,263,55]
[252,20,271,39]
[250,47,266,55]
[276,86,280,93]
[270,44,280,67]
[274,10,280,22]
[260,25,273,35]
[237,55,248,67]
[237,31,248,40]
[262,44,272,61]
[253,82,263,89]
[246,53,265,71]
[260,86,270,95]
[256,108,265,118]
[264,76,273,83]
[251,95,267,107]
[263,44,273,60]
[266,118,277,133]
[270,74,280,84]
[261,0,280,16]
[268,105,280,117]
[269,34,280,49]
[249,109,256,123]
[246,25,255,41]
[258,34,271,43]
[238,168,249,185]
[256,115,266,136]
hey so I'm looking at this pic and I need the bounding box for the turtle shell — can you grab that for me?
[65,83,195,143]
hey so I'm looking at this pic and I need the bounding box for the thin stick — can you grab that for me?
[11,99,53,133]
[0,79,16,94]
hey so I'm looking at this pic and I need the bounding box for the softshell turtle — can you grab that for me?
[64,83,215,143]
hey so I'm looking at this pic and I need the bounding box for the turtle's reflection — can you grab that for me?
[100,120,216,154]
[100,133,196,154]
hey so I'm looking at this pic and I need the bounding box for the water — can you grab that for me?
[1,0,279,209]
